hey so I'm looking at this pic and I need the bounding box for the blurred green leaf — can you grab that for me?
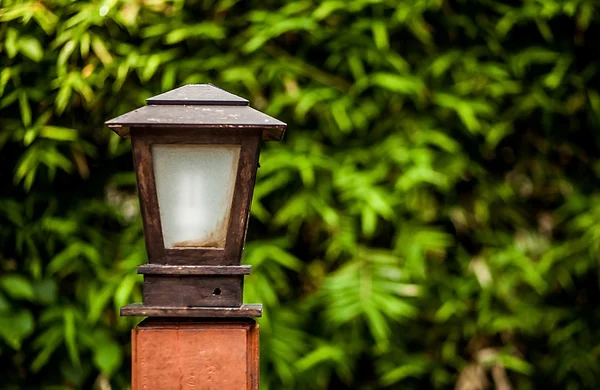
[0,309,34,349]
[18,36,44,62]
[63,308,80,366]
[0,275,35,300]
[93,340,122,375]
[39,126,78,141]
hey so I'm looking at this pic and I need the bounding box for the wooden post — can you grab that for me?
[131,319,259,390]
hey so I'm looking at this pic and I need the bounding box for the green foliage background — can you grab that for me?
[1,0,600,388]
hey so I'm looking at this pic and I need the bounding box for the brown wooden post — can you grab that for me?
[105,85,287,390]
[131,319,259,390]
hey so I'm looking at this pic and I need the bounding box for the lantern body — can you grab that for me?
[130,127,261,266]
[106,84,285,317]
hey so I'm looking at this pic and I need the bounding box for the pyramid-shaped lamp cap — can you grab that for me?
[105,84,286,141]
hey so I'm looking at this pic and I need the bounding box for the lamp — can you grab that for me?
[105,84,286,316]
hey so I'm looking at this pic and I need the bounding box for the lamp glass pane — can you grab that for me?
[152,144,241,248]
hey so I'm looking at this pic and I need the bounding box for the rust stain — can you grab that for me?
[173,238,225,248]
[172,217,227,247]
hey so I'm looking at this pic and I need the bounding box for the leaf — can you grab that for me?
[381,363,427,385]
[313,1,345,20]
[543,57,571,89]
[364,304,390,346]
[31,328,62,372]
[361,207,377,238]
[141,54,161,81]
[55,83,72,114]
[164,23,225,44]
[48,242,101,275]
[63,308,80,366]
[18,36,44,62]
[5,27,19,58]
[87,284,115,323]
[497,354,534,375]
[93,341,122,375]
[0,274,35,300]
[40,126,78,141]
[371,21,389,51]
[91,36,112,65]
[18,92,31,127]
[371,73,423,96]
[0,309,35,349]
[114,274,138,309]
[296,345,346,371]
[0,292,10,312]
[80,33,90,58]
[57,40,76,66]
[0,67,11,96]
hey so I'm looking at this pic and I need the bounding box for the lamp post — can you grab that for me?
[105,84,286,389]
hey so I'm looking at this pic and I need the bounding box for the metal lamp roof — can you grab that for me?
[105,84,286,140]
[146,84,249,106]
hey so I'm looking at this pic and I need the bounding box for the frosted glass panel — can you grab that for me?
[152,144,241,248]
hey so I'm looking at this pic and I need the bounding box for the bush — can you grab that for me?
[1,0,599,388]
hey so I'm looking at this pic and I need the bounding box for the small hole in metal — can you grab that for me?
[213,288,221,296]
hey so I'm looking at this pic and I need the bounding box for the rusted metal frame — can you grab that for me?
[137,264,252,275]
[225,132,261,264]
[121,303,263,317]
[131,132,165,264]
[135,126,263,141]
[136,318,258,328]
[130,126,261,266]
[111,124,285,140]
[143,275,244,307]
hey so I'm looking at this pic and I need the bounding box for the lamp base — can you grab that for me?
[121,303,262,318]
[132,318,259,389]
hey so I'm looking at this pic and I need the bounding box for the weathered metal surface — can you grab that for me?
[105,105,286,140]
[132,320,259,389]
[137,265,252,275]
[121,303,263,318]
[128,128,262,267]
[105,84,286,140]
[143,275,243,307]
[146,84,249,106]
